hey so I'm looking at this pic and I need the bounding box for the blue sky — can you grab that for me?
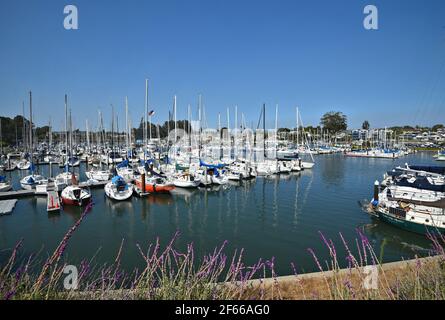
[1,0,445,131]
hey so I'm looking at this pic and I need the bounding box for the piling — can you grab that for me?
[49,162,52,178]
[141,172,146,193]
[86,156,89,171]
[373,180,379,203]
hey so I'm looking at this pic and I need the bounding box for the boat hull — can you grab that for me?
[134,179,174,193]
[61,196,91,206]
[377,210,445,235]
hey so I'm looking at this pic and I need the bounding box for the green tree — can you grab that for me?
[432,124,444,132]
[362,120,370,130]
[320,111,347,133]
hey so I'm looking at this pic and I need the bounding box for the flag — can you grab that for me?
[148,110,155,116]
[71,172,78,185]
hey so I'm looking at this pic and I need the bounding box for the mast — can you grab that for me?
[234,105,238,159]
[263,103,266,159]
[86,119,90,153]
[227,107,230,160]
[198,94,202,159]
[174,95,177,146]
[111,104,115,166]
[69,108,73,159]
[22,101,26,151]
[188,103,192,165]
[125,96,129,151]
[218,112,222,160]
[29,91,33,157]
[65,94,68,160]
[0,118,2,156]
[275,104,278,159]
[144,79,148,147]
[49,117,52,150]
[296,106,299,146]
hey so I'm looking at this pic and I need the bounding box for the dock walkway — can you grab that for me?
[0,199,18,215]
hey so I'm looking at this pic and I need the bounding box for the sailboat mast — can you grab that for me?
[198,94,202,159]
[227,107,230,160]
[64,94,68,158]
[174,95,177,145]
[29,91,33,157]
[275,104,278,159]
[144,79,148,147]
[296,106,299,146]
[0,118,2,156]
[125,96,129,151]
[86,119,90,152]
[263,103,266,159]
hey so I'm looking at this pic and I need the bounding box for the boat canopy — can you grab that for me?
[409,165,445,175]
[111,175,126,187]
[0,176,6,183]
[199,159,225,169]
[395,176,445,192]
[117,159,129,168]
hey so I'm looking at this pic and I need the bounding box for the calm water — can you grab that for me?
[0,152,439,275]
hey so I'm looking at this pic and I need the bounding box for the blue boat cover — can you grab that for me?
[111,175,127,189]
[199,159,225,169]
[0,176,6,182]
[117,159,129,168]
[409,165,445,175]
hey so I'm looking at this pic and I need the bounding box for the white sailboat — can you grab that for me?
[105,175,133,201]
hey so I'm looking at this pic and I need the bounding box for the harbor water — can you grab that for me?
[0,152,438,275]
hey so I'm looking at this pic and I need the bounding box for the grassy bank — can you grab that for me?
[1,203,445,300]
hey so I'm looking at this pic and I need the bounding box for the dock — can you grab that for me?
[0,180,110,201]
[0,199,18,215]
[0,189,35,200]
[47,191,60,212]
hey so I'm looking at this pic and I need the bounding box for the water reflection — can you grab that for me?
[321,154,345,185]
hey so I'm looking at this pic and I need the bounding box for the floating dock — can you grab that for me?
[0,199,18,215]
[47,191,60,212]
[0,189,35,200]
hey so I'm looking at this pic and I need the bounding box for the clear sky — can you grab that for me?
[1,0,445,131]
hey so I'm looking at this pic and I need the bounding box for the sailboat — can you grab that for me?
[0,175,12,192]
[20,164,47,190]
[135,174,175,193]
[173,173,201,188]
[105,175,133,200]
[116,159,135,182]
[61,173,92,206]
[55,165,79,191]
[20,92,47,190]
[104,105,133,200]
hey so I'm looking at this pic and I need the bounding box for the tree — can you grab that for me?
[362,120,370,130]
[320,111,347,133]
[432,124,444,132]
